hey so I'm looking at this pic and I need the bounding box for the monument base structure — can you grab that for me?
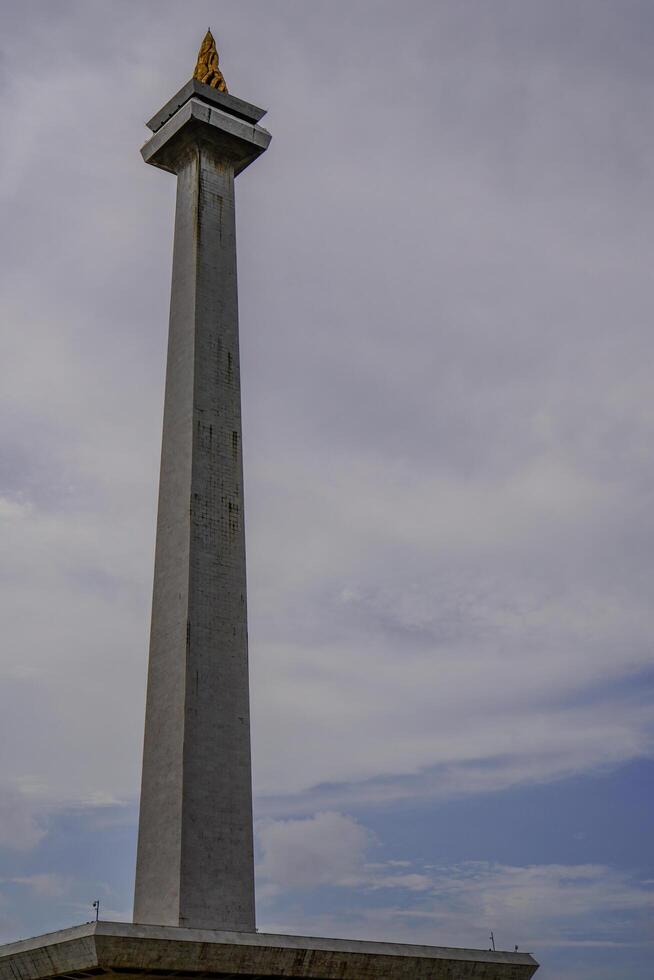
[0,922,538,980]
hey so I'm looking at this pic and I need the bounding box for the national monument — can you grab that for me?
[0,31,538,980]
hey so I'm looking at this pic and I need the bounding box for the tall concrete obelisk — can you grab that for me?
[133,32,271,932]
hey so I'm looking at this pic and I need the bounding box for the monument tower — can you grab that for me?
[132,29,269,934]
[0,31,538,980]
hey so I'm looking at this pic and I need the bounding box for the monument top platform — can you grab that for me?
[141,79,271,176]
[146,78,267,134]
[0,920,538,980]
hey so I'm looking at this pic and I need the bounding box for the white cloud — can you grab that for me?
[257,812,373,890]
[0,788,46,851]
[257,818,654,956]
[7,874,69,899]
[256,811,435,895]
[251,630,654,805]
[256,812,654,960]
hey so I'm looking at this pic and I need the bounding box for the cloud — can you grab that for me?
[0,788,46,851]
[420,862,654,943]
[0,0,652,854]
[251,581,654,803]
[256,813,654,957]
[7,874,69,899]
[1,5,654,973]
[257,811,374,890]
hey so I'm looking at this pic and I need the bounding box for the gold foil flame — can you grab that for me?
[193,29,228,93]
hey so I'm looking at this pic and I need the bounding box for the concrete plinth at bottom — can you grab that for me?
[0,921,538,980]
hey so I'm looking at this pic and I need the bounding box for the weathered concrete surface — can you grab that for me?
[0,922,539,980]
[134,87,270,933]
[142,96,271,176]
[146,79,267,133]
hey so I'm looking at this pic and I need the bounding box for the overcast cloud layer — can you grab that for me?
[1,3,654,978]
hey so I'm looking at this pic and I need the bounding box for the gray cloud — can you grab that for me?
[0,1,653,831]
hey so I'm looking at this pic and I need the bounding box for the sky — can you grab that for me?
[1,1,653,977]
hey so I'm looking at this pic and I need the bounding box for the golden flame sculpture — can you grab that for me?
[193,29,228,93]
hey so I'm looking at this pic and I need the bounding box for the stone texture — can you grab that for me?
[146,79,267,133]
[133,86,271,933]
[0,922,540,980]
[141,97,271,176]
